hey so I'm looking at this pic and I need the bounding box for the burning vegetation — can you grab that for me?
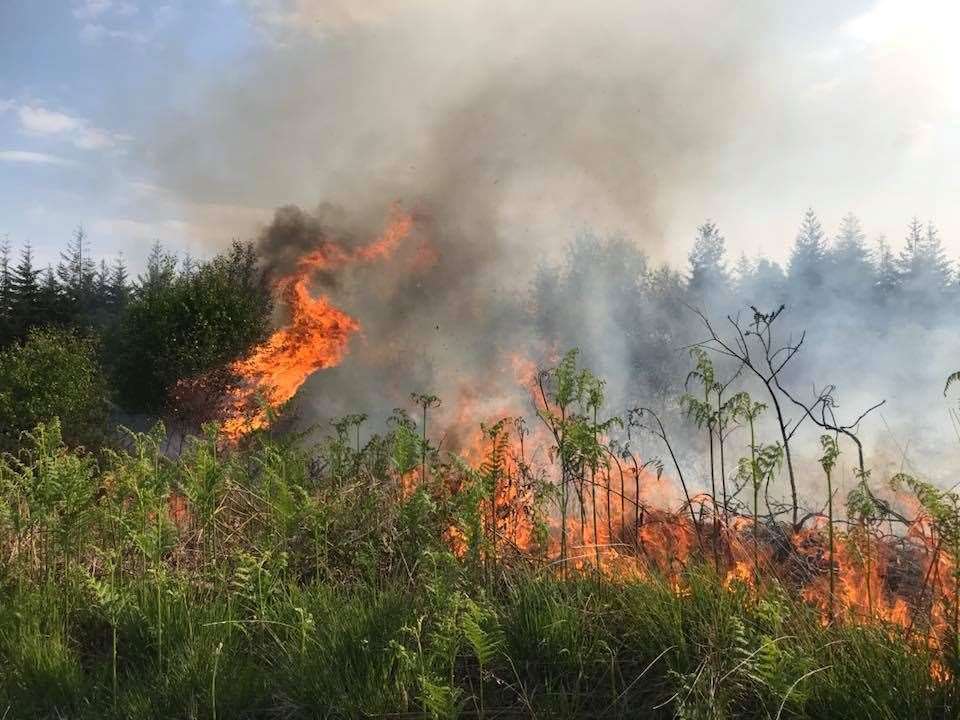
[158,203,960,700]
[164,203,960,669]
[216,208,414,439]
[5,207,960,717]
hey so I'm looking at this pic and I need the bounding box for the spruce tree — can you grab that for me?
[36,265,66,327]
[751,257,787,304]
[829,213,874,301]
[921,222,952,291]
[11,241,41,338]
[788,208,828,290]
[95,260,111,308]
[57,226,97,326]
[137,240,178,297]
[687,220,729,298]
[874,235,900,297]
[732,251,753,295]
[898,218,952,312]
[108,255,130,311]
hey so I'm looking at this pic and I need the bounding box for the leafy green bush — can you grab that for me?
[0,327,107,449]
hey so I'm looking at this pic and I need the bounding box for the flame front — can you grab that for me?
[220,208,414,440]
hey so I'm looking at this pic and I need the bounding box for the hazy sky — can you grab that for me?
[1,0,958,271]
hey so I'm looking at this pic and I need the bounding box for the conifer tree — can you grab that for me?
[687,220,729,298]
[788,208,828,290]
[741,256,787,307]
[828,213,874,302]
[36,264,67,328]
[95,260,111,307]
[57,226,97,311]
[108,255,130,311]
[11,241,41,337]
[874,234,900,297]
[137,240,178,297]
[897,218,952,312]
[732,251,753,296]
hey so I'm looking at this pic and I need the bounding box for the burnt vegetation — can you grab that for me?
[2,209,960,718]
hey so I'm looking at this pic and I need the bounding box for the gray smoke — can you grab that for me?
[144,1,960,499]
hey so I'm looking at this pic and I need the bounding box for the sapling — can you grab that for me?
[681,348,721,569]
[730,392,782,582]
[584,375,615,574]
[818,435,840,623]
[479,418,510,575]
[693,305,806,530]
[847,471,882,617]
[411,393,441,484]
[535,350,584,577]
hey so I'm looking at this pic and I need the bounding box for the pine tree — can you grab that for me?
[108,254,130,311]
[732,251,753,295]
[874,235,900,297]
[36,264,66,327]
[57,227,97,326]
[898,218,952,307]
[921,222,952,290]
[11,241,41,337]
[897,217,925,283]
[687,220,729,298]
[96,260,111,306]
[788,208,828,290]
[750,257,787,304]
[137,240,178,296]
[828,213,874,301]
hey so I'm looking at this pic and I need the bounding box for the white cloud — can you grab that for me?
[79,22,148,44]
[73,0,113,20]
[18,106,81,135]
[73,0,138,20]
[0,150,73,166]
[15,104,129,150]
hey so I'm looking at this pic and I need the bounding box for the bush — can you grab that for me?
[0,327,107,449]
[111,241,272,415]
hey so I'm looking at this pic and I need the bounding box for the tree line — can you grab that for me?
[0,207,955,449]
[0,228,272,449]
[534,208,960,416]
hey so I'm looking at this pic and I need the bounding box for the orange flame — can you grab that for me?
[220,208,414,440]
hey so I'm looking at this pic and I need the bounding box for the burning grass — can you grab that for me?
[3,354,960,716]
[3,261,960,716]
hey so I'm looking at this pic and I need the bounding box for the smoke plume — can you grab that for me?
[147,1,960,494]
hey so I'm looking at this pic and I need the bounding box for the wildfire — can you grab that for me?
[194,205,953,682]
[429,395,957,684]
[219,207,414,440]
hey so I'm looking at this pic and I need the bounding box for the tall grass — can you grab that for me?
[0,413,954,719]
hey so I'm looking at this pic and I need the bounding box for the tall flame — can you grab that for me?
[220,208,414,440]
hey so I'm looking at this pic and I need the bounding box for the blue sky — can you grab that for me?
[0,0,257,268]
[1,0,958,273]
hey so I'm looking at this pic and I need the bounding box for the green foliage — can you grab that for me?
[112,241,272,414]
[818,435,839,475]
[0,343,956,718]
[846,470,882,526]
[891,472,960,544]
[391,411,423,477]
[0,327,107,450]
